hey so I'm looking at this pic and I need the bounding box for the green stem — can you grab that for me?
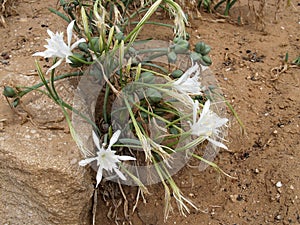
[17,72,83,98]
[103,84,110,123]
[133,103,182,131]
[69,55,94,65]
[130,21,174,29]
[136,48,168,54]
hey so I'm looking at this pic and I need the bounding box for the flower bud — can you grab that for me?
[190,52,202,62]
[146,88,162,104]
[202,45,211,56]
[78,42,89,53]
[167,51,177,63]
[174,39,189,54]
[140,72,155,83]
[69,53,86,67]
[195,42,206,54]
[88,37,100,52]
[201,55,212,66]
[171,69,183,78]
[3,86,17,98]
[195,42,211,55]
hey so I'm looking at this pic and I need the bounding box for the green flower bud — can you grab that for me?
[174,39,189,54]
[202,45,211,56]
[201,55,212,66]
[78,42,89,53]
[194,42,206,54]
[171,69,184,78]
[88,37,100,52]
[140,72,155,83]
[146,88,162,104]
[173,36,182,44]
[190,52,202,62]
[167,51,177,63]
[69,53,86,67]
[195,42,211,55]
[3,86,17,98]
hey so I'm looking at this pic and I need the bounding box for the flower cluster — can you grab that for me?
[170,63,229,150]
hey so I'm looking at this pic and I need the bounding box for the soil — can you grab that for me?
[0,0,299,225]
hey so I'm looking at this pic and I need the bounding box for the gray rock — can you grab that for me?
[0,75,94,225]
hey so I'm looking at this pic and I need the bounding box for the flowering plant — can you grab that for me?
[3,0,238,222]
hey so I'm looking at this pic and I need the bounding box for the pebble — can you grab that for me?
[275,214,282,220]
[276,181,283,188]
[0,60,9,65]
[70,158,77,165]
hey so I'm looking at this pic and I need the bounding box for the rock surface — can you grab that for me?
[0,76,94,225]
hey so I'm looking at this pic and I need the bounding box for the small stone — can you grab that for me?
[1,52,10,59]
[230,194,243,202]
[70,158,77,165]
[276,181,283,188]
[275,214,282,220]
[1,60,9,65]
[188,193,195,197]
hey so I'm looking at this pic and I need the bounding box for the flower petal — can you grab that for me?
[46,58,64,74]
[78,157,97,166]
[32,51,47,57]
[199,99,210,121]
[192,100,199,124]
[174,63,199,85]
[118,155,136,161]
[70,38,86,50]
[92,130,101,150]
[207,137,228,150]
[96,166,103,187]
[67,20,75,47]
[114,167,127,180]
[107,130,121,149]
[47,29,55,38]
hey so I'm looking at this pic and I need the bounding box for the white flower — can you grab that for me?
[189,99,228,149]
[79,130,136,187]
[172,64,202,95]
[33,20,86,73]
